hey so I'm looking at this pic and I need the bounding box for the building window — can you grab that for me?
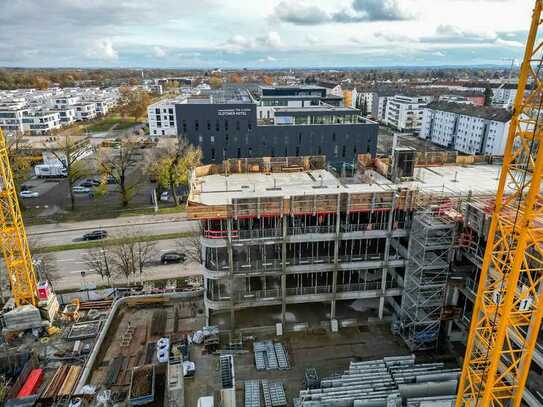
[298,133,302,144]
[225,134,229,144]
[199,136,203,143]
[236,121,240,131]
[211,148,215,160]
[248,122,252,130]
[296,146,300,156]
[155,108,160,114]
[334,145,338,157]
[216,121,220,131]
[168,108,173,114]
[225,120,228,131]
[248,147,252,157]
[182,120,187,132]
[237,148,241,158]
[332,133,336,142]
[207,120,211,130]
[342,145,346,158]
[210,136,215,143]
[195,120,199,131]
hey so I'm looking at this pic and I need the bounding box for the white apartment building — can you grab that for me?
[420,102,512,156]
[54,108,77,125]
[0,104,27,134]
[22,111,61,135]
[74,102,97,121]
[147,99,180,136]
[384,95,433,132]
[54,96,80,109]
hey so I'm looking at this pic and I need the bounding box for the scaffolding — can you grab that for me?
[400,211,456,350]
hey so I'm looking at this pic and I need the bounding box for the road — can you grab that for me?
[42,238,203,292]
[28,213,198,246]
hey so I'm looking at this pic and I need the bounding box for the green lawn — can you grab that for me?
[34,231,195,254]
[85,114,140,133]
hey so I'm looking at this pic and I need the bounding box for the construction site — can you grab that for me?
[1,1,543,406]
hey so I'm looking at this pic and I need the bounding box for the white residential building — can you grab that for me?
[147,98,180,136]
[384,95,433,132]
[22,111,61,135]
[54,108,77,125]
[0,104,27,134]
[420,102,512,156]
[74,102,97,121]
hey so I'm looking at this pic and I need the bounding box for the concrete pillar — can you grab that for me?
[281,216,287,326]
[446,287,459,337]
[226,218,235,330]
[379,192,397,320]
[331,193,341,322]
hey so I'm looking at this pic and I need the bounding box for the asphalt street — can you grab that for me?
[43,238,202,291]
[28,213,198,246]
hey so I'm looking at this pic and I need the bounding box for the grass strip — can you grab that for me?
[35,231,195,254]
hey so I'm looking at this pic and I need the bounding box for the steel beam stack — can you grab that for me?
[399,212,455,350]
[295,355,459,406]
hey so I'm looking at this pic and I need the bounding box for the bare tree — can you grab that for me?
[83,245,112,287]
[176,226,203,264]
[44,129,91,210]
[97,137,142,207]
[108,230,156,283]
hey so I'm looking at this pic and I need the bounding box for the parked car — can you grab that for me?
[106,175,117,184]
[160,252,186,264]
[79,181,95,188]
[82,178,100,186]
[82,230,108,240]
[160,191,170,202]
[73,186,91,193]
[19,190,39,198]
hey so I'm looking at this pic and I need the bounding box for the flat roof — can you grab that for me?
[191,164,505,206]
[274,106,359,114]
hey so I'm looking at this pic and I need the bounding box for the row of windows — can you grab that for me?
[207,144,367,161]
[181,119,253,133]
[194,131,354,145]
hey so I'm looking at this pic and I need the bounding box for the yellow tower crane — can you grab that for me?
[0,128,38,307]
[457,1,543,406]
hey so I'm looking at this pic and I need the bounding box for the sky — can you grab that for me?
[0,0,533,69]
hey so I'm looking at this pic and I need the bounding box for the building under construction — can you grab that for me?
[186,152,543,402]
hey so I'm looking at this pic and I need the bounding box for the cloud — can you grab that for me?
[274,0,412,26]
[274,2,329,25]
[257,56,277,63]
[260,31,282,48]
[152,46,167,58]
[224,34,256,53]
[422,25,497,43]
[432,51,445,57]
[351,0,412,21]
[85,39,118,61]
[305,34,320,45]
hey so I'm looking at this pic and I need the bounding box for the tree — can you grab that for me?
[147,139,202,206]
[209,76,223,89]
[32,76,50,90]
[83,245,113,287]
[228,73,242,84]
[97,137,142,207]
[5,132,31,197]
[262,75,274,86]
[176,226,203,264]
[484,87,493,106]
[44,129,90,210]
[108,230,156,283]
[343,90,353,108]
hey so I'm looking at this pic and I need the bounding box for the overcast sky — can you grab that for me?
[0,0,533,68]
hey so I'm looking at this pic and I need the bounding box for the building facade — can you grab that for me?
[150,88,378,164]
[384,95,433,132]
[419,102,512,155]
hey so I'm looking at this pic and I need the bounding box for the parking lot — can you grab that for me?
[20,154,170,223]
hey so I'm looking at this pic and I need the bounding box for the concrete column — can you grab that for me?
[446,287,459,337]
[226,218,235,330]
[379,192,397,320]
[281,215,287,326]
[331,193,341,322]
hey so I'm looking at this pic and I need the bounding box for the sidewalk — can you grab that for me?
[28,213,189,235]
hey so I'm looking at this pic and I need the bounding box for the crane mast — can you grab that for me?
[0,128,38,307]
[457,1,543,405]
